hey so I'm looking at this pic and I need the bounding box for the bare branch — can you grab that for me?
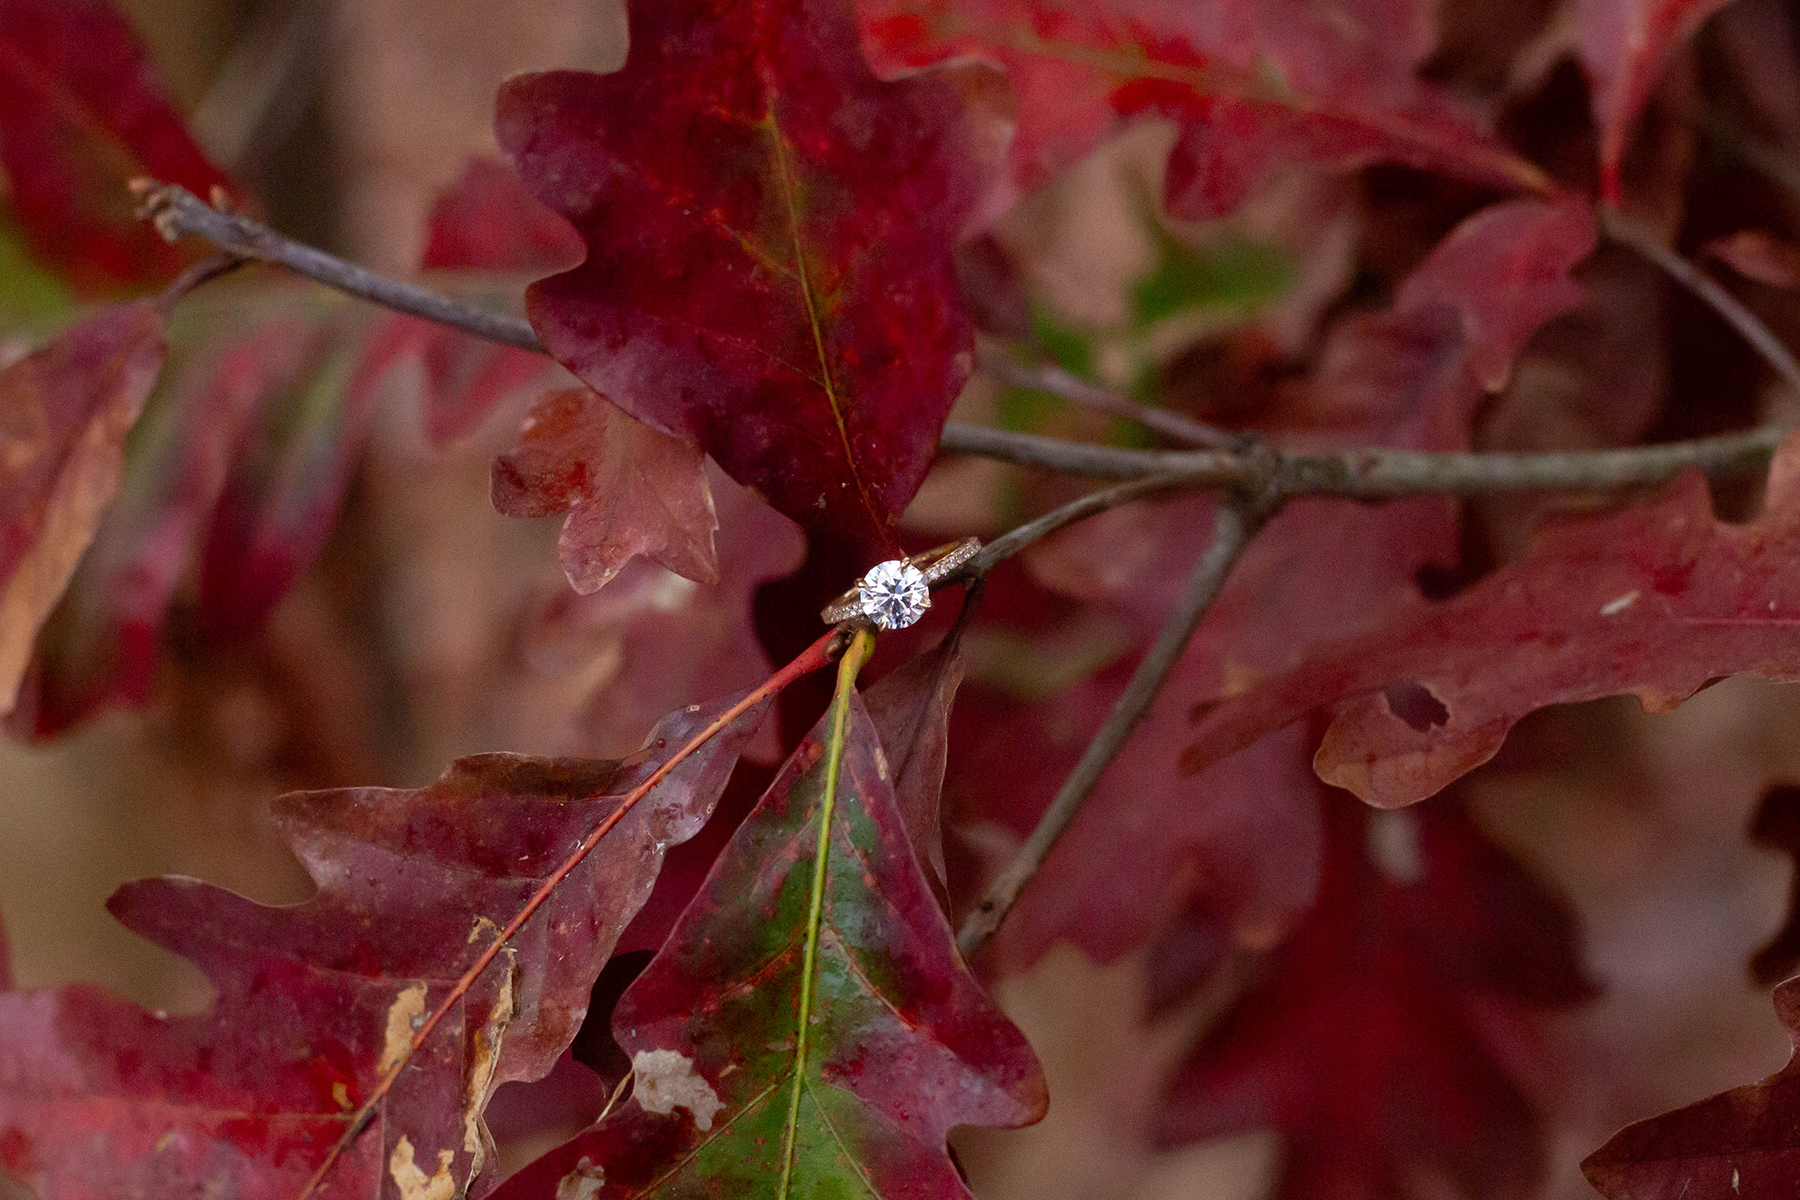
[134,179,1789,507]
[132,180,543,352]
[956,498,1267,958]
[973,345,1237,449]
[1601,206,1800,397]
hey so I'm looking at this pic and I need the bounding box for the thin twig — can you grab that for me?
[133,181,544,353]
[956,499,1268,957]
[295,630,839,1200]
[973,345,1237,449]
[136,179,1793,501]
[1601,206,1800,396]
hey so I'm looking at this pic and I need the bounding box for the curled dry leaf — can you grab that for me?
[496,0,1011,556]
[1584,976,1800,1200]
[493,387,719,595]
[0,0,235,292]
[1178,434,1800,809]
[493,691,1045,1198]
[856,0,1550,222]
[1574,0,1736,203]
[862,628,966,896]
[0,692,770,1199]
[0,301,166,714]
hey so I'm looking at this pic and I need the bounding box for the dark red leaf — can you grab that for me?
[0,0,234,292]
[1575,0,1735,204]
[981,197,1594,970]
[863,629,965,896]
[492,387,719,594]
[0,301,166,715]
[495,0,1012,556]
[1180,435,1800,809]
[0,693,769,1199]
[1585,977,1800,1200]
[1161,790,1594,1200]
[9,317,305,736]
[857,0,1552,222]
[492,688,1043,1198]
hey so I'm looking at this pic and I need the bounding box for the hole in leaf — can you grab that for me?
[1382,682,1449,732]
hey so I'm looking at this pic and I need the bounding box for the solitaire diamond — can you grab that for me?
[858,560,930,630]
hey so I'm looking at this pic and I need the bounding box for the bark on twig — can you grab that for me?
[955,499,1267,957]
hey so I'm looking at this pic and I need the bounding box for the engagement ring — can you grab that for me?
[820,538,981,630]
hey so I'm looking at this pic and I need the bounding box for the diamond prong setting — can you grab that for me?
[858,560,930,630]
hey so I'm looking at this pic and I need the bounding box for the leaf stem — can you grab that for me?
[956,500,1266,957]
[779,628,876,1198]
[295,629,840,1200]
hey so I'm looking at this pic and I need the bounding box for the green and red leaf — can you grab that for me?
[494,664,1044,1197]
[0,694,770,1199]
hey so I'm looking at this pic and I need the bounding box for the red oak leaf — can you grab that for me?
[0,693,770,1200]
[493,387,719,594]
[1576,0,1736,204]
[9,315,316,737]
[1162,790,1594,1200]
[492,686,1043,1199]
[857,0,1551,222]
[495,0,1012,557]
[1178,433,1800,809]
[1584,976,1800,1200]
[978,197,1594,970]
[0,0,234,292]
[0,301,166,715]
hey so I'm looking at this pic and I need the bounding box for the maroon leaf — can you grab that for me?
[1180,434,1800,809]
[0,0,235,292]
[1585,977,1800,1200]
[1162,790,1594,1200]
[8,317,307,736]
[1576,0,1736,203]
[493,387,719,594]
[495,0,1011,556]
[492,687,1043,1198]
[0,693,770,1200]
[863,629,966,894]
[857,0,1552,222]
[0,301,166,714]
[982,197,1594,970]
